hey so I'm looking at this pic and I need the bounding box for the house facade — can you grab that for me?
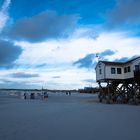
[95,57,140,82]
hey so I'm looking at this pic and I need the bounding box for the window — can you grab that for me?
[127,66,131,72]
[99,69,102,74]
[111,67,116,74]
[135,65,139,71]
[98,63,101,68]
[124,66,131,73]
[124,67,127,73]
[117,68,122,74]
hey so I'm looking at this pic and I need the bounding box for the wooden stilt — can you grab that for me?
[98,76,140,105]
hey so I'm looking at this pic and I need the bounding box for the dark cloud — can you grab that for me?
[0,79,12,84]
[106,0,140,28]
[73,53,96,69]
[0,80,40,89]
[9,0,114,24]
[73,49,116,69]
[10,72,39,78]
[95,49,116,61]
[114,55,140,62]
[83,79,96,83]
[114,57,129,62]
[100,49,115,57]
[5,11,79,42]
[52,76,61,79]
[0,39,22,68]
[36,63,47,68]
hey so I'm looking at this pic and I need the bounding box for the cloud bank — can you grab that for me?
[73,54,95,69]
[73,49,116,69]
[107,0,140,29]
[6,11,79,42]
[10,72,39,78]
[0,39,22,68]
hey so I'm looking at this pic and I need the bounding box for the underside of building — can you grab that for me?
[98,70,140,105]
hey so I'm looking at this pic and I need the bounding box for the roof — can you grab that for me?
[96,56,140,68]
[99,61,124,65]
[125,56,140,64]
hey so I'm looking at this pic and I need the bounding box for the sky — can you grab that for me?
[0,0,140,90]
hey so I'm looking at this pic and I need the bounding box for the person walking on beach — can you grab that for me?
[30,93,35,99]
[24,93,27,99]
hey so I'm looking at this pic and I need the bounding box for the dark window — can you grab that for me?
[99,69,102,74]
[135,65,139,71]
[127,66,131,72]
[124,67,127,73]
[124,66,131,73]
[117,68,122,74]
[111,68,116,74]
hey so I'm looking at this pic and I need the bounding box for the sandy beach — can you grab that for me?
[0,91,140,140]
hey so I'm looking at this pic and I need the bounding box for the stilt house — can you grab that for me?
[95,56,140,104]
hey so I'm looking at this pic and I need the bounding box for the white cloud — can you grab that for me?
[0,12,8,32]
[0,66,96,89]
[2,28,140,89]
[1,0,11,12]
[0,0,11,32]
[15,30,140,66]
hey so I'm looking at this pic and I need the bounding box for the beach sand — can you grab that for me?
[0,91,140,140]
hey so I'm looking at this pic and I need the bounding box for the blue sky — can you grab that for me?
[0,0,140,89]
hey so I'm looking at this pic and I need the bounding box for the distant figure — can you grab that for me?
[43,92,48,99]
[30,93,35,99]
[69,91,71,96]
[24,93,27,99]
[66,92,68,95]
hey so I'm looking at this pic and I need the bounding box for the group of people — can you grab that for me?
[43,92,48,99]
[23,92,48,100]
[66,91,71,96]
[23,92,35,99]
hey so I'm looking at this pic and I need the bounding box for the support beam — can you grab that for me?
[98,78,140,105]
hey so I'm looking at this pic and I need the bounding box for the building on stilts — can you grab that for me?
[95,56,140,104]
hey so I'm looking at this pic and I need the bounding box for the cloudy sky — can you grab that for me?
[0,0,140,89]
